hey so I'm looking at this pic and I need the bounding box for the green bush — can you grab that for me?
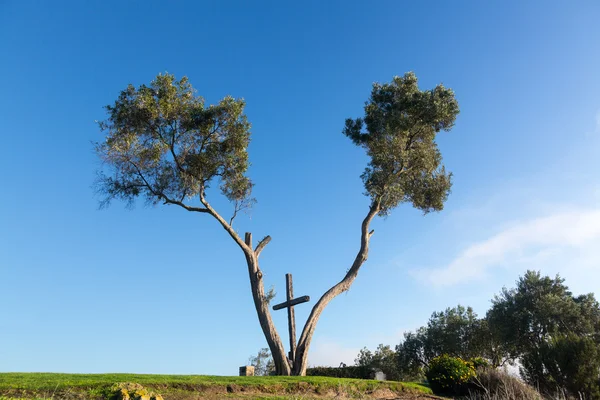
[468,356,490,370]
[306,365,374,379]
[426,355,476,395]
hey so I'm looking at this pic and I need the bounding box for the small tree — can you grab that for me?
[396,329,429,380]
[355,344,399,381]
[395,305,504,380]
[95,72,459,375]
[248,348,275,376]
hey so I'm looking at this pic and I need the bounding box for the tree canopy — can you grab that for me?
[343,72,459,215]
[96,73,254,217]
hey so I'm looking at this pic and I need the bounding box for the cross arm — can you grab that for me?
[272,295,310,311]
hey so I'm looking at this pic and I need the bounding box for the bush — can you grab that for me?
[468,356,490,370]
[306,365,374,379]
[426,355,476,395]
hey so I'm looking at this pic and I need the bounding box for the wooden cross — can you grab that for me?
[272,273,310,363]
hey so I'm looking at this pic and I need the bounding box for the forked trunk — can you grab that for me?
[202,191,379,376]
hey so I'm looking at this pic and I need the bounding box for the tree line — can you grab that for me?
[355,270,600,399]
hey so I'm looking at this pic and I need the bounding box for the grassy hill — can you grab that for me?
[0,373,435,400]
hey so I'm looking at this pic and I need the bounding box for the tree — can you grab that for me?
[248,348,275,376]
[355,344,400,381]
[396,329,428,380]
[424,305,482,359]
[487,271,600,398]
[395,305,501,379]
[95,72,459,375]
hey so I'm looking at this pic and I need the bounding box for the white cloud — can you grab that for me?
[412,209,600,287]
[308,338,359,367]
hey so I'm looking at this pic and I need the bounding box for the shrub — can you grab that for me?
[426,355,476,395]
[468,356,490,370]
[108,382,164,400]
[306,365,374,379]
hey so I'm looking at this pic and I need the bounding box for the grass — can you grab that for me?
[0,373,433,399]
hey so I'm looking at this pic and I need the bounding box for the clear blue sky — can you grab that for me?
[1,1,600,375]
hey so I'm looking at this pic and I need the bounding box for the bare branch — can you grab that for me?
[162,197,209,213]
[292,197,382,375]
[229,200,241,226]
[255,236,272,257]
[199,191,251,254]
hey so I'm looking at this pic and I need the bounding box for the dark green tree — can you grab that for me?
[536,333,600,398]
[395,305,499,379]
[355,344,400,381]
[425,305,481,359]
[95,72,459,376]
[488,271,600,398]
[342,72,457,216]
[396,329,429,380]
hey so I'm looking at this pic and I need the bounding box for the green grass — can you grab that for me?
[0,373,432,399]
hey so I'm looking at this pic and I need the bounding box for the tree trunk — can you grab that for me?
[198,195,290,375]
[292,201,380,375]
[243,233,291,375]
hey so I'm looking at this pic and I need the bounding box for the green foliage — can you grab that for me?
[395,305,496,380]
[395,329,428,381]
[305,365,374,379]
[344,72,459,216]
[108,382,163,400]
[487,270,600,399]
[519,333,600,399]
[391,271,600,398]
[96,73,254,211]
[248,348,276,376]
[355,344,400,381]
[424,305,484,359]
[425,355,476,395]
[468,356,490,370]
[264,285,276,305]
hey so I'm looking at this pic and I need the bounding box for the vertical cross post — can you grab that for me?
[286,273,296,363]
[272,274,310,366]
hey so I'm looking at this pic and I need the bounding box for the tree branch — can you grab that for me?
[229,199,243,226]
[255,236,272,258]
[127,146,248,255]
[199,190,251,254]
[292,197,382,374]
[162,197,209,213]
[126,160,209,213]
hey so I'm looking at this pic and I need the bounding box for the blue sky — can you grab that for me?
[1,1,599,374]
